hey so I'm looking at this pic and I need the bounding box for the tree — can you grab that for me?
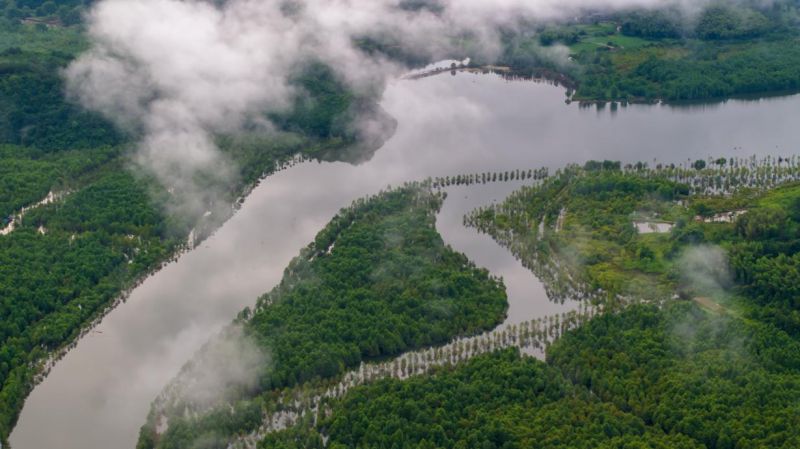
[58,6,82,26]
[37,1,56,16]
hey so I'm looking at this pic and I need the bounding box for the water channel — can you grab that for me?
[11,70,800,449]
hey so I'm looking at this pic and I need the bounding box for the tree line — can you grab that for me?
[138,185,509,449]
[252,156,800,449]
[0,18,389,444]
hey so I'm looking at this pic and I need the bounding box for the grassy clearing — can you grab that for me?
[0,23,87,55]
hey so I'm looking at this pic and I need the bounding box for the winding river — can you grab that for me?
[10,70,800,449]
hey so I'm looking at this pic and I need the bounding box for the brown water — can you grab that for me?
[10,71,800,449]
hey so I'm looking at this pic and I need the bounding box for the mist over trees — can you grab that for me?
[0,10,394,444]
[3,0,800,446]
[521,1,800,102]
[138,185,509,448]
[254,163,800,449]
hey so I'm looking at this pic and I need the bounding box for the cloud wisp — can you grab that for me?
[66,0,695,221]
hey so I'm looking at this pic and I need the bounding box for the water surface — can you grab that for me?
[11,71,800,449]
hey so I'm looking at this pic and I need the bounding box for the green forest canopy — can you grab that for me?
[0,18,381,445]
[494,1,800,102]
[138,185,508,449]
[3,2,800,445]
[261,301,800,449]
[259,167,800,449]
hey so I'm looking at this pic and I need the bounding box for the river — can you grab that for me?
[10,70,800,449]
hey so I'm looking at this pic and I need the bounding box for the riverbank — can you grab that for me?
[12,68,800,449]
[0,134,375,447]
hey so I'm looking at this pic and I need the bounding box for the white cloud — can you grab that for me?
[66,0,691,219]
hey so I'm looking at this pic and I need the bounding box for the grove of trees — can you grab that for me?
[0,16,387,445]
[138,185,509,449]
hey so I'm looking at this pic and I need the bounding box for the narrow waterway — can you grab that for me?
[207,181,585,448]
[437,181,579,325]
[11,70,800,449]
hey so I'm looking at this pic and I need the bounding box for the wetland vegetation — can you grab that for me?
[4,0,800,447]
[0,16,387,445]
[232,162,800,449]
[137,184,508,449]
[133,158,800,449]
[489,1,800,102]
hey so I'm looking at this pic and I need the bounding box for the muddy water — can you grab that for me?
[11,71,800,449]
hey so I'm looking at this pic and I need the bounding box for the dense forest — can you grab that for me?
[469,159,800,334]
[239,164,800,448]
[352,1,800,103]
[276,348,705,449]
[0,19,120,150]
[0,166,181,440]
[4,0,800,445]
[258,300,800,449]
[547,303,800,449]
[0,16,386,445]
[491,0,800,102]
[137,185,508,449]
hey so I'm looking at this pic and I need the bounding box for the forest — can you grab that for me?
[468,165,688,302]
[137,185,508,449]
[257,299,800,449]
[468,157,800,305]
[239,163,800,449]
[4,0,800,446]
[0,161,181,440]
[494,0,800,102]
[467,157,800,336]
[0,15,384,445]
[1,0,87,26]
[284,348,705,449]
[349,1,800,103]
[547,303,800,449]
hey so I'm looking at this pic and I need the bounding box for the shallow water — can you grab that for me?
[11,71,800,449]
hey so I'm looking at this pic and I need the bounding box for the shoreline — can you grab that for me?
[406,63,800,108]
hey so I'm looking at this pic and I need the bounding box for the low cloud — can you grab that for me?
[168,324,268,411]
[677,244,732,297]
[66,0,715,221]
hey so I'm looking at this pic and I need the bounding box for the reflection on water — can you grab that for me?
[437,181,579,324]
[11,71,800,449]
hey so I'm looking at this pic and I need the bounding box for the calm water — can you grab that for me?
[10,71,800,449]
